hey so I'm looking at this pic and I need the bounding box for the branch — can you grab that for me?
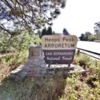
[0,24,12,34]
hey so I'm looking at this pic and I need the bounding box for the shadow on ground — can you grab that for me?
[0,73,67,100]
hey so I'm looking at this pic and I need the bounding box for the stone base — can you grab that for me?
[10,64,86,81]
[9,45,86,80]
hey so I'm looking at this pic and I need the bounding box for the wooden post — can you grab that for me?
[68,64,70,67]
[77,49,80,55]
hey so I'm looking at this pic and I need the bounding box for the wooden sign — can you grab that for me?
[41,35,77,64]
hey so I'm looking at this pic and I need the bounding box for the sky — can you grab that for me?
[51,0,100,37]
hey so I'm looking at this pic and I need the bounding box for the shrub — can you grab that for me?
[0,30,41,53]
[94,40,100,42]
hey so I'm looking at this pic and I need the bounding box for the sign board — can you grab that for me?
[41,35,77,64]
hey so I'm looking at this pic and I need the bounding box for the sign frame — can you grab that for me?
[41,35,77,64]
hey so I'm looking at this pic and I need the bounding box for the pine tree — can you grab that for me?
[53,31,56,35]
[40,27,47,38]
[63,28,70,35]
[47,27,52,35]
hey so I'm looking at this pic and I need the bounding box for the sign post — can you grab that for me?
[41,35,77,65]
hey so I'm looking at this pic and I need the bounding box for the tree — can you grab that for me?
[37,30,41,37]
[88,35,97,41]
[0,29,40,52]
[53,31,56,35]
[39,27,53,38]
[63,28,70,35]
[79,33,85,41]
[85,32,92,41]
[94,22,100,40]
[79,32,92,41]
[47,27,52,35]
[40,27,47,38]
[0,0,67,36]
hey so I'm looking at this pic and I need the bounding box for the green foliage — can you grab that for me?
[96,33,100,40]
[34,39,42,45]
[53,31,56,35]
[0,30,41,53]
[0,52,100,100]
[0,0,67,35]
[63,28,70,35]
[47,27,52,35]
[54,8,61,15]
[94,40,100,42]
[79,32,96,41]
[42,27,47,36]
[77,55,90,64]
[88,35,97,41]
[94,22,100,40]
[0,50,28,82]
[39,27,54,38]
[79,33,85,40]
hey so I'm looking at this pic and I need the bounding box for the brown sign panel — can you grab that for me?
[41,35,77,64]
